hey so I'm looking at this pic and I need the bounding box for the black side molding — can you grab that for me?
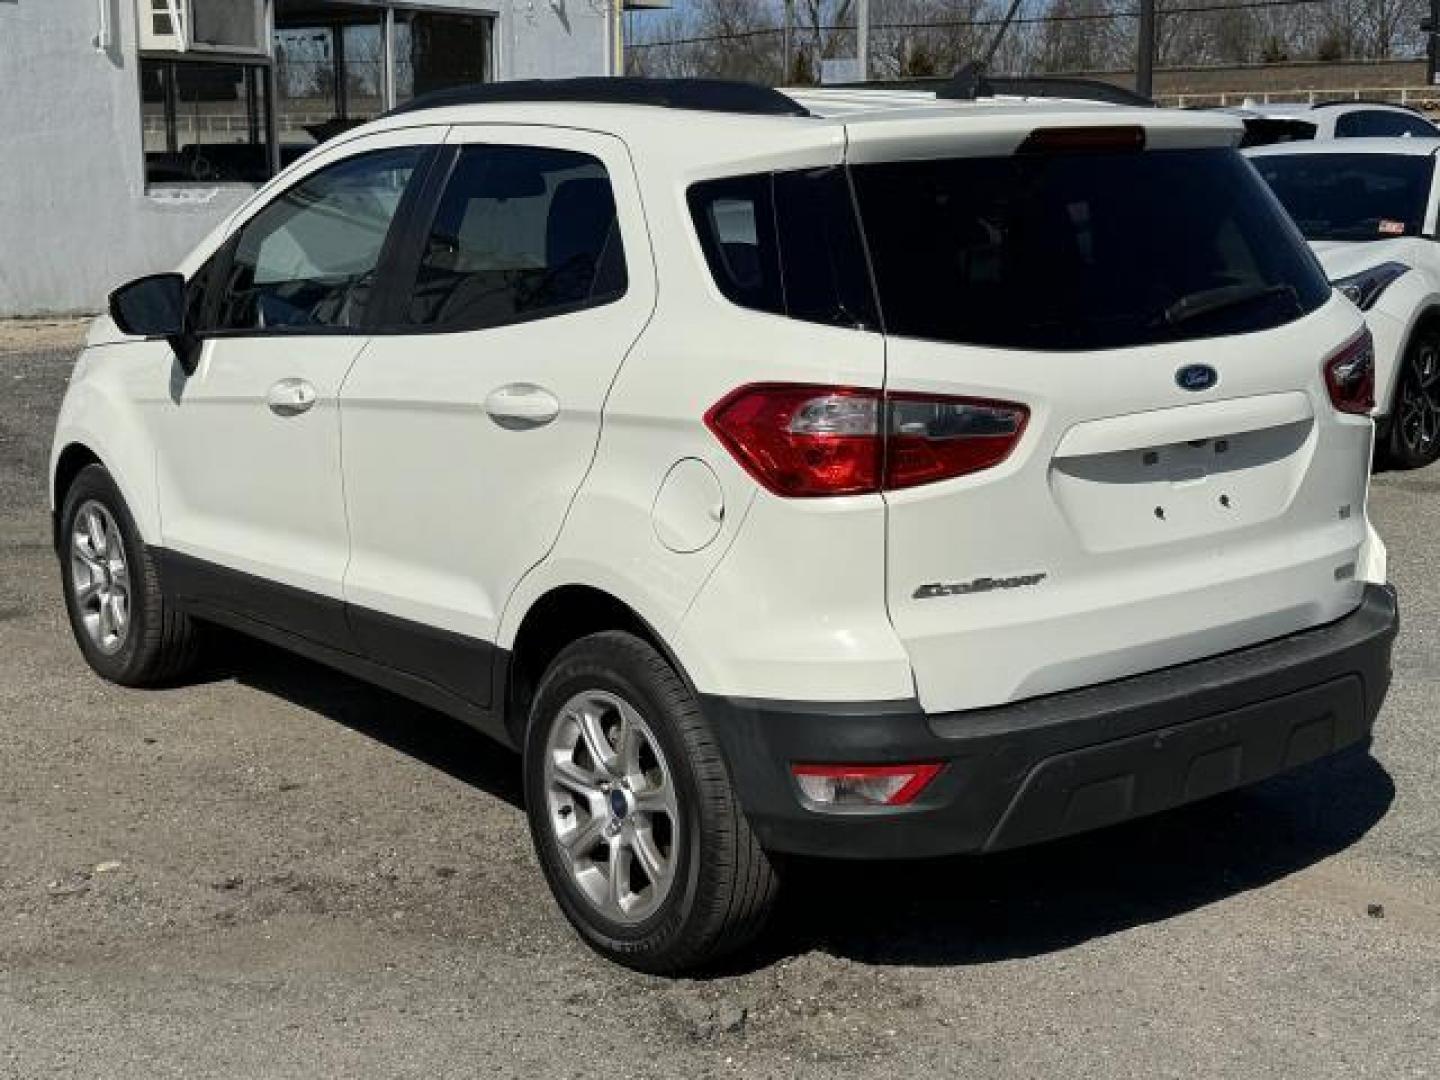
[155,548,511,744]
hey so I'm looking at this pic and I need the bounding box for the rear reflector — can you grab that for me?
[705,384,1028,497]
[1019,125,1147,154]
[792,763,943,808]
[1323,330,1376,415]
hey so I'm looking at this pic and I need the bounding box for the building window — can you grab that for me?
[275,16,385,149]
[142,59,273,185]
[274,7,493,150]
[141,5,496,188]
[394,11,492,104]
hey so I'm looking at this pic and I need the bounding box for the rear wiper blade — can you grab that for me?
[1158,283,1298,329]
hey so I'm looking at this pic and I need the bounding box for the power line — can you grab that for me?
[629,0,1326,50]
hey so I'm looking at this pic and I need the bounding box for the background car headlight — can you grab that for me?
[1333,263,1410,311]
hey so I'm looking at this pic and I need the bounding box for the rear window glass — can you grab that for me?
[849,147,1331,352]
[1251,153,1434,242]
[688,167,878,331]
[1334,110,1437,138]
[1239,117,1317,149]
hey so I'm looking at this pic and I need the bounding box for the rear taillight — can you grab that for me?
[705,384,1028,498]
[792,762,943,808]
[1324,330,1376,416]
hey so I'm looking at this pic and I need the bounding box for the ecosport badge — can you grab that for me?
[913,573,1047,600]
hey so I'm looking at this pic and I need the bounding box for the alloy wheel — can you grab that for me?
[542,689,680,925]
[69,500,131,656]
[1398,340,1440,458]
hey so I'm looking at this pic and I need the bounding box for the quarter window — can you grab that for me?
[405,145,627,330]
[212,146,425,332]
[688,168,878,330]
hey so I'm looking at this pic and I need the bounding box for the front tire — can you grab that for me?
[59,464,200,686]
[523,631,778,974]
[1386,329,1440,469]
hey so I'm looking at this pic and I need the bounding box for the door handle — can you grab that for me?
[267,378,317,417]
[484,383,560,430]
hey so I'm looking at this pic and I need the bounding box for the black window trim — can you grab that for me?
[372,140,634,338]
[192,142,445,341]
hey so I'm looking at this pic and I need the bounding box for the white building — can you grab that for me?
[1,1,659,316]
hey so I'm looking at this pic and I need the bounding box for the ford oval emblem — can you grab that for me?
[1176,364,1219,392]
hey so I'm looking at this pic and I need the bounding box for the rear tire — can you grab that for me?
[1386,328,1440,470]
[523,631,778,974]
[59,464,200,686]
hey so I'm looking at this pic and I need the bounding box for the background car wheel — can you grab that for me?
[523,631,778,974]
[59,464,200,686]
[1387,330,1440,469]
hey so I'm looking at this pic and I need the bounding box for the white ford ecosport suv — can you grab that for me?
[51,78,1398,973]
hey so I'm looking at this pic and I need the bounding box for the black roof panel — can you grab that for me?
[386,77,810,118]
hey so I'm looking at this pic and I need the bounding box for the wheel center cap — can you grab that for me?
[608,788,630,820]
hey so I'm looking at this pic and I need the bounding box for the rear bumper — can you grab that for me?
[702,584,1398,859]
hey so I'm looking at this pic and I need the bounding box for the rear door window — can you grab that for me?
[849,147,1331,351]
[404,145,626,331]
[1251,152,1434,241]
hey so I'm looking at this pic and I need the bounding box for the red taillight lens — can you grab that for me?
[886,393,1030,491]
[1324,330,1376,415]
[705,384,1028,498]
[792,763,944,808]
[704,384,881,497]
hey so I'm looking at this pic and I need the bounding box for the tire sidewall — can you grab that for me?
[523,638,707,965]
[59,466,151,681]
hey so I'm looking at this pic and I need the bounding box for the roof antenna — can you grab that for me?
[939,0,1025,100]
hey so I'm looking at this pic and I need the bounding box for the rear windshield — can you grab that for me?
[1250,152,1434,242]
[849,148,1331,351]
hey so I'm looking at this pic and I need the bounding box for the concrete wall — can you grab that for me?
[0,0,609,317]
[1078,59,1433,106]
[0,0,248,316]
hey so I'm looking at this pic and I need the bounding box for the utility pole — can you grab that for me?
[1426,0,1440,87]
[857,0,869,81]
[1136,0,1156,98]
[783,0,794,84]
[610,0,625,77]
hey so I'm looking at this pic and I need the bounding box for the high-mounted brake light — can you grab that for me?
[704,384,1028,498]
[1018,125,1146,154]
[1323,330,1376,416]
[791,763,944,808]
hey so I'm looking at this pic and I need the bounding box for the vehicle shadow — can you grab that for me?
[202,628,1393,974]
[764,747,1394,970]
[203,627,524,808]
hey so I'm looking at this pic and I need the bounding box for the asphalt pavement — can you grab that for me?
[1,330,1436,1078]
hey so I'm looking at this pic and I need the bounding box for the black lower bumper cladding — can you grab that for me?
[703,584,1399,860]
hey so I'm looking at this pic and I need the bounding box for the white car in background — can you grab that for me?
[1248,138,1440,468]
[1232,100,1438,147]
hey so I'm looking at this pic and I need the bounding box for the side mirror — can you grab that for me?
[109,273,186,338]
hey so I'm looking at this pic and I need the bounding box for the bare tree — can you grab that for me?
[624,0,1433,83]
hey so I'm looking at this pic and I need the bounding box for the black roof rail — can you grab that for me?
[1308,98,1429,116]
[843,68,1156,108]
[384,77,810,119]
